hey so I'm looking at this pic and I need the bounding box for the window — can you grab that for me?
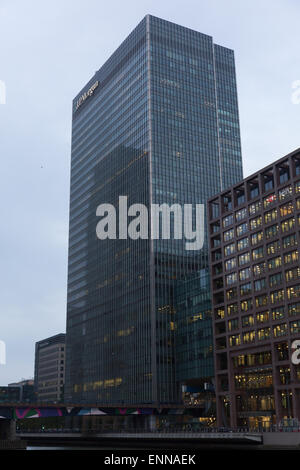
[256,311,269,324]
[243,331,256,344]
[224,243,235,256]
[238,252,250,266]
[287,284,300,299]
[229,335,241,347]
[224,228,234,242]
[241,298,252,312]
[239,267,251,281]
[225,258,236,271]
[280,202,294,217]
[252,246,264,260]
[268,256,282,270]
[226,287,238,301]
[290,320,300,334]
[269,272,283,287]
[212,237,221,248]
[237,193,245,206]
[250,216,262,230]
[253,262,266,277]
[264,193,277,209]
[228,319,239,331]
[237,223,248,237]
[265,209,277,224]
[286,267,300,282]
[226,272,237,286]
[250,184,259,199]
[279,167,289,184]
[284,250,299,265]
[223,214,234,228]
[273,323,288,337]
[295,181,300,194]
[281,217,295,233]
[237,237,249,251]
[235,208,247,222]
[211,203,220,220]
[265,224,278,239]
[240,282,252,296]
[242,314,254,327]
[258,328,271,341]
[288,302,300,317]
[227,303,238,316]
[267,240,280,255]
[251,231,263,246]
[283,234,297,249]
[279,185,293,202]
[272,306,285,320]
[264,175,274,191]
[216,307,225,319]
[254,278,267,292]
[249,201,261,216]
[270,289,285,304]
[255,294,268,307]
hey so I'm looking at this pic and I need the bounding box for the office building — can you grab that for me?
[34,334,65,403]
[8,380,35,403]
[0,386,21,403]
[208,148,300,429]
[65,15,243,404]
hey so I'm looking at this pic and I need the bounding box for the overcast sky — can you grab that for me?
[0,0,299,385]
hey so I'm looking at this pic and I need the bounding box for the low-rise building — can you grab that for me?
[34,334,65,403]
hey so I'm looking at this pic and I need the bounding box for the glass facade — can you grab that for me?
[65,15,243,404]
[175,271,213,384]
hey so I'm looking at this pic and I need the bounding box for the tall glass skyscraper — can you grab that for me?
[65,15,243,405]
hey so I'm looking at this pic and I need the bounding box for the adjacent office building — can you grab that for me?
[0,386,21,403]
[34,334,65,403]
[8,380,35,403]
[65,15,243,404]
[208,148,300,429]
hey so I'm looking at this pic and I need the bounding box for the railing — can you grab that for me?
[16,425,300,434]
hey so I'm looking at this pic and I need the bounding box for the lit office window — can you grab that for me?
[251,231,263,246]
[265,209,278,224]
[250,216,262,230]
[273,323,288,337]
[265,224,279,239]
[264,193,277,209]
[249,201,261,216]
[256,311,269,324]
[280,202,294,217]
[237,237,249,251]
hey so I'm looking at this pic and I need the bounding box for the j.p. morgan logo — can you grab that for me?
[76,80,99,110]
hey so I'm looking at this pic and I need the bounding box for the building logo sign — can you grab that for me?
[75,80,99,111]
[291,340,300,365]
